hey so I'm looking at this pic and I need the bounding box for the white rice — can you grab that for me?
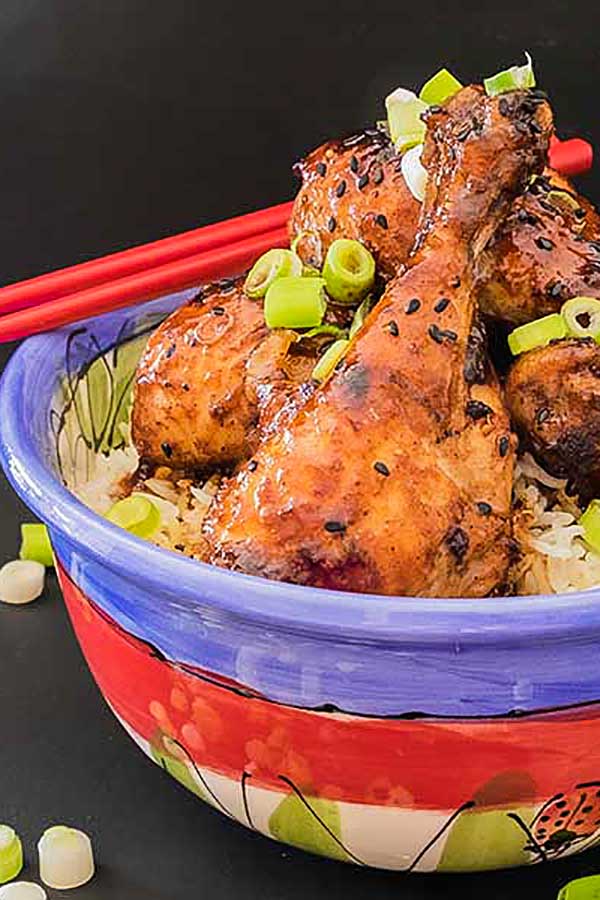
[71,440,600,595]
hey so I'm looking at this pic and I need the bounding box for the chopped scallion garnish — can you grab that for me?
[349,294,375,339]
[322,239,375,305]
[105,495,161,539]
[244,249,303,299]
[483,52,535,97]
[385,87,427,152]
[20,523,53,568]
[558,876,600,900]
[419,68,463,105]
[401,144,428,202]
[264,277,327,329]
[38,826,94,890]
[561,297,600,341]
[297,325,347,341]
[579,500,600,555]
[0,826,23,885]
[311,339,350,382]
[508,313,567,355]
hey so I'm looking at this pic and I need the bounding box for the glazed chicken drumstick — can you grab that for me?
[132,111,595,476]
[203,86,552,597]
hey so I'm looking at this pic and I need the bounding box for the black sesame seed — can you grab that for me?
[428,104,443,114]
[165,342,176,358]
[517,208,529,223]
[350,155,359,173]
[161,442,173,459]
[429,324,457,344]
[536,236,555,251]
[450,276,461,288]
[498,97,510,117]
[212,306,225,316]
[445,525,469,562]
[374,461,390,477]
[174,543,185,551]
[536,407,550,425]
[327,216,336,232]
[456,122,471,142]
[375,213,388,229]
[466,400,493,420]
[476,502,492,517]
[358,173,369,190]
[336,179,347,198]
[575,207,587,220]
[499,436,510,457]
[248,460,258,472]
[182,382,190,392]
[405,298,421,315]
[372,167,384,185]
[324,520,346,534]
[529,121,543,134]
[387,320,399,337]
[316,162,327,177]
[434,297,450,313]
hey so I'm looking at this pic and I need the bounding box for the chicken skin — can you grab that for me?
[506,338,600,500]
[290,129,420,281]
[204,87,552,597]
[478,170,600,324]
[291,134,600,325]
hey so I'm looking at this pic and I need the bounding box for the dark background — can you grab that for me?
[2,1,600,897]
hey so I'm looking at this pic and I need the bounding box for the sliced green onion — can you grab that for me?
[322,239,375,305]
[264,277,327,329]
[290,231,313,256]
[484,52,535,97]
[20,524,53,568]
[385,87,427,152]
[419,68,463,105]
[349,294,375,339]
[579,500,600,555]
[38,826,94,890]
[0,884,47,899]
[105,495,161,539]
[401,144,428,202]
[0,826,23,885]
[508,313,567,355]
[558,875,600,900]
[561,297,600,341]
[303,265,322,278]
[244,249,302,299]
[546,189,581,215]
[311,340,349,382]
[297,325,347,341]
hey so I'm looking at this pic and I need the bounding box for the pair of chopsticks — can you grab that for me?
[0,136,592,344]
[0,200,293,342]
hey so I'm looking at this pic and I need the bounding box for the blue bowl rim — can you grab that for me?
[3,319,600,650]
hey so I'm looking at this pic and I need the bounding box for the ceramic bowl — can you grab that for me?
[2,289,600,873]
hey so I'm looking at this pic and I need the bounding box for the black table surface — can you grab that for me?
[3,1,600,897]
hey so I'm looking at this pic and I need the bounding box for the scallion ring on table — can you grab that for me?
[264,277,327,329]
[20,523,53,567]
[507,313,567,355]
[0,826,23,885]
[244,248,303,299]
[322,239,375,305]
[419,68,463,105]
[561,297,600,341]
[105,495,161,539]
[311,339,350,382]
[483,52,535,97]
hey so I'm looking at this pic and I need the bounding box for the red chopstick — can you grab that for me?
[0,200,293,316]
[0,226,289,343]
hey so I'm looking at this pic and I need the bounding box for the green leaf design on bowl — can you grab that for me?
[269,793,349,861]
[150,733,207,801]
